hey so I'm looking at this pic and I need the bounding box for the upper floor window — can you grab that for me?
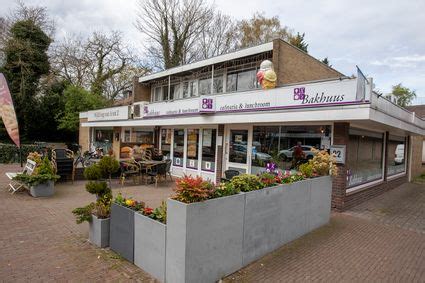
[153,86,163,102]
[199,78,211,96]
[226,68,258,92]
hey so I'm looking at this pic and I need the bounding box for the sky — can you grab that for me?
[1,0,425,103]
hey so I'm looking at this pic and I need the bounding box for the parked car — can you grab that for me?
[394,144,405,164]
[279,145,316,161]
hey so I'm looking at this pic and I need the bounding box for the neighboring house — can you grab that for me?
[79,39,425,211]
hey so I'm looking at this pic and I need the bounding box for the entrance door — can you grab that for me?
[225,126,252,174]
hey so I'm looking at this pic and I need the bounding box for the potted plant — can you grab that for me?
[14,156,60,197]
[110,193,144,262]
[72,162,114,248]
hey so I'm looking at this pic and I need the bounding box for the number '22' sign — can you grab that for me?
[330,145,346,164]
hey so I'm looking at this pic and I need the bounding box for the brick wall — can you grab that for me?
[332,123,349,211]
[133,77,151,103]
[272,39,343,86]
[411,136,424,178]
[78,118,89,153]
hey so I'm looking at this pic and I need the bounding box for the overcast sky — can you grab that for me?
[2,0,424,102]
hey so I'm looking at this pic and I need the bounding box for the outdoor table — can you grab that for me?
[136,160,166,184]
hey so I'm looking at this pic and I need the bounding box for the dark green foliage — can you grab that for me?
[72,204,95,224]
[390,83,417,107]
[289,32,308,53]
[85,181,110,197]
[0,143,41,163]
[1,19,51,141]
[97,156,120,179]
[83,164,102,180]
[57,85,107,132]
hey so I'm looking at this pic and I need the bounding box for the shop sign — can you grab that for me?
[330,145,346,164]
[88,106,129,121]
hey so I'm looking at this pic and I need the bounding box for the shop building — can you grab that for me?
[79,39,425,211]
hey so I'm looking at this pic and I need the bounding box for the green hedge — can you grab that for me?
[0,143,42,164]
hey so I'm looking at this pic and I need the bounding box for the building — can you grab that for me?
[79,39,425,211]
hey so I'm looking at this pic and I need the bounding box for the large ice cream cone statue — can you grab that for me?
[257,60,277,90]
[0,73,20,148]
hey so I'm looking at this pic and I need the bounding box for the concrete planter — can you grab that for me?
[110,203,135,262]
[242,176,332,265]
[166,193,245,283]
[134,213,166,282]
[29,180,54,197]
[89,215,110,248]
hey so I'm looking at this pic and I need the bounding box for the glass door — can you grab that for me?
[225,126,252,174]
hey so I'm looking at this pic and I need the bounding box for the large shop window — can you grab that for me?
[387,135,406,176]
[161,129,172,158]
[251,125,331,174]
[93,128,113,153]
[186,129,199,169]
[133,129,154,145]
[347,129,384,188]
[173,129,185,167]
[201,129,216,171]
[227,68,258,92]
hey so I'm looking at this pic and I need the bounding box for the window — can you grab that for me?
[173,129,185,167]
[202,129,216,171]
[170,84,182,100]
[387,135,406,176]
[186,129,199,169]
[347,129,384,187]
[199,78,211,95]
[251,125,331,174]
[133,129,154,144]
[124,129,131,142]
[162,85,169,101]
[182,82,190,98]
[213,75,223,94]
[161,129,172,158]
[153,86,163,102]
[190,81,198,97]
[226,68,258,92]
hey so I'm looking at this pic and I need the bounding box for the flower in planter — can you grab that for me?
[115,193,145,211]
[173,175,215,203]
[143,207,154,216]
[265,162,278,174]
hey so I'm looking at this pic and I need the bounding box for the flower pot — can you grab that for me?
[134,212,166,282]
[166,193,245,283]
[89,215,110,248]
[110,203,135,262]
[29,180,54,197]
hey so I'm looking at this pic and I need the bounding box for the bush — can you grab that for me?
[213,182,238,198]
[0,143,42,163]
[299,162,314,178]
[13,156,60,186]
[173,175,215,203]
[230,174,263,192]
[308,149,337,176]
[98,156,120,179]
[83,164,102,180]
[85,181,110,197]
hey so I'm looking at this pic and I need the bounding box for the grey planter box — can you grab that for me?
[166,193,245,283]
[89,215,110,248]
[242,176,332,266]
[110,203,135,262]
[30,180,54,197]
[134,213,166,282]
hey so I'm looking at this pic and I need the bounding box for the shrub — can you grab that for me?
[13,156,60,186]
[85,181,110,197]
[173,175,215,203]
[213,182,239,198]
[83,164,102,180]
[299,162,314,178]
[309,149,337,176]
[230,174,263,192]
[98,156,120,180]
[0,143,42,163]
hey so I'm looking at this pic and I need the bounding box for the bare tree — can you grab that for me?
[50,31,146,100]
[135,0,213,70]
[196,12,238,60]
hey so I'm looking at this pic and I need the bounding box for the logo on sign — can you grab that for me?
[202,98,214,109]
[293,87,306,100]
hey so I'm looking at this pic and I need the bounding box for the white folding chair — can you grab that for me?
[6,159,37,194]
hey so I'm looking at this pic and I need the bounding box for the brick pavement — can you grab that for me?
[225,182,425,282]
[0,164,174,282]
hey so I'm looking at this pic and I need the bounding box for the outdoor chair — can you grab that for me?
[52,148,75,182]
[5,159,37,194]
[165,159,172,181]
[119,161,140,185]
[221,169,240,182]
[147,162,167,188]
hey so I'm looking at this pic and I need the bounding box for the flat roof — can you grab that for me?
[138,42,274,83]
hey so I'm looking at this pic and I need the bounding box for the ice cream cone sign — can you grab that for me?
[257,60,277,90]
[0,73,20,148]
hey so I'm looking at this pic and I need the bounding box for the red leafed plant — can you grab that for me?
[173,175,215,203]
[143,207,154,216]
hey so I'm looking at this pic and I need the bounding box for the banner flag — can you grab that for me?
[0,73,20,147]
